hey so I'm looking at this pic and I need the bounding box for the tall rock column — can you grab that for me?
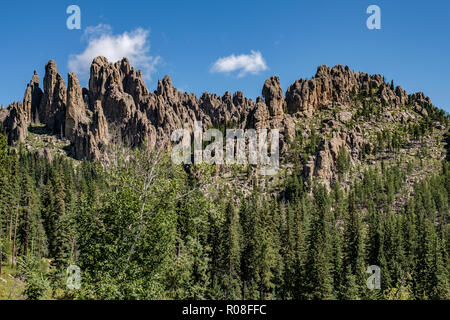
[65,73,87,140]
[262,76,285,117]
[40,60,67,134]
[23,71,43,124]
[3,102,28,144]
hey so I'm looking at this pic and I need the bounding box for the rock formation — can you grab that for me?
[262,76,285,117]
[23,71,43,124]
[1,58,440,185]
[65,73,87,140]
[39,60,67,134]
[3,102,28,144]
[285,65,427,116]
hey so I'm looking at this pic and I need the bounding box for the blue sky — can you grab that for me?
[0,0,449,112]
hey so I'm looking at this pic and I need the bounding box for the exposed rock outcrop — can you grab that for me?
[3,102,28,144]
[65,73,88,140]
[262,76,285,117]
[0,107,8,124]
[285,65,429,117]
[73,56,276,159]
[3,71,45,143]
[35,148,53,162]
[1,58,440,186]
[39,60,66,134]
[23,71,43,124]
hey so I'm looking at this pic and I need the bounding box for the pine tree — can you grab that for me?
[366,199,387,291]
[281,200,308,299]
[240,193,259,299]
[217,200,242,299]
[383,211,405,290]
[49,167,71,270]
[415,219,447,299]
[342,191,365,298]
[402,205,418,278]
[0,133,8,274]
[341,265,360,300]
[305,184,335,299]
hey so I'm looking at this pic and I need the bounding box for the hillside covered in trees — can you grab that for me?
[0,59,449,300]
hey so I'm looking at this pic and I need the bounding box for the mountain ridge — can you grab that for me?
[1,57,448,188]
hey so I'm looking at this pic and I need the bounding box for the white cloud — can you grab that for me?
[68,24,160,80]
[211,50,268,77]
[82,24,112,40]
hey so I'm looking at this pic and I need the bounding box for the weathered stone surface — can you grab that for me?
[23,71,43,124]
[286,65,357,115]
[65,73,87,140]
[0,107,8,124]
[2,71,44,144]
[3,102,28,144]
[35,148,53,162]
[284,64,433,119]
[262,76,285,117]
[338,111,353,123]
[251,98,270,130]
[1,57,439,186]
[395,86,408,106]
[40,60,66,134]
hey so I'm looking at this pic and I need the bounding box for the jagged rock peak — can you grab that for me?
[1,57,440,172]
[92,56,109,66]
[24,70,43,124]
[3,102,28,144]
[42,60,62,92]
[31,70,39,84]
[89,56,150,105]
[89,56,122,99]
[285,64,435,116]
[156,75,175,97]
[262,76,285,117]
[40,60,66,133]
[65,73,87,140]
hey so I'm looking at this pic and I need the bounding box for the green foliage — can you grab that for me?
[19,256,50,300]
[336,147,350,180]
[0,131,448,300]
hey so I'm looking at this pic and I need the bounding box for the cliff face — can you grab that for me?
[2,57,295,160]
[285,64,422,116]
[1,57,443,184]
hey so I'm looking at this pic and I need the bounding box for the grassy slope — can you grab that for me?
[0,264,24,300]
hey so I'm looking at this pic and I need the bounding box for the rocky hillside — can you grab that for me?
[1,58,448,188]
